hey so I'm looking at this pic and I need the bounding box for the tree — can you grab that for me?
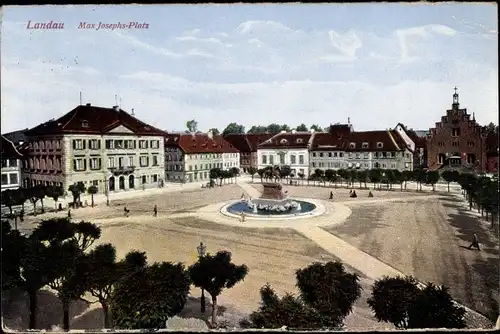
[279,165,292,179]
[266,123,282,134]
[247,166,258,182]
[426,171,440,191]
[188,250,248,326]
[298,172,305,185]
[222,122,245,136]
[367,276,419,329]
[414,168,426,191]
[33,218,101,330]
[186,119,198,133]
[1,220,25,290]
[246,284,336,330]
[208,128,220,136]
[87,185,98,207]
[85,245,148,328]
[337,169,349,187]
[257,168,265,183]
[324,169,337,187]
[295,261,361,325]
[34,185,47,213]
[407,283,466,329]
[27,186,45,215]
[310,124,323,132]
[110,261,191,329]
[69,181,86,207]
[357,170,368,189]
[391,170,403,191]
[296,123,308,132]
[401,170,413,190]
[247,125,268,134]
[46,185,64,209]
[367,276,466,329]
[1,189,17,215]
[441,170,459,192]
[230,167,240,183]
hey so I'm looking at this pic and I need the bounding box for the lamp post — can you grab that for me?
[196,241,207,313]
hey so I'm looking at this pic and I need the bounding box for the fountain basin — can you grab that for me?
[220,197,326,220]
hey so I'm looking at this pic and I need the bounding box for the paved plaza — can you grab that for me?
[4,180,498,330]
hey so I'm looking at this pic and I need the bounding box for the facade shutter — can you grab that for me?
[84,159,87,170]
[98,158,102,169]
[98,140,101,149]
[73,140,76,150]
[73,160,77,171]
[83,140,86,149]
[88,139,92,149]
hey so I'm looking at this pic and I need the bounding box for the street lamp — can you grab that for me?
[196,241,207,313]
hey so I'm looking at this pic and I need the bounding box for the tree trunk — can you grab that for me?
[447,182,450,192]
[91,194,94,207]
[32,202,37,215]
[100,299,110,328]
[40,199,45,213]
[62,299,70,331]
[28,289,38,329]
[211,296,217,327]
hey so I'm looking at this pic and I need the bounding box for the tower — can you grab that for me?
[452,86,459,109]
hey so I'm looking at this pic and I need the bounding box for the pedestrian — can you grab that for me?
[124,207,129,217]
[19,210,24,222]
[153,205,158,217]
[329,191,333,199]
[468,233,480,251]
[368,191,374,197]
[240,212,246,222]
[68,209,71,219]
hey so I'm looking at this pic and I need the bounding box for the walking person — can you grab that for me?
[124,207,130,217]
[153,205,158,217]
[468,233,480,251]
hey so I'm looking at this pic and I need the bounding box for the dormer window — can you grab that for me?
[280,139,288,144]
[362,142,369,149]
[296,138,303,144]
[377,142,384,148]
[81,120,89,128]
[349,142,356,149]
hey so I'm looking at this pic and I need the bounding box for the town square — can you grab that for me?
[1,3,498,332]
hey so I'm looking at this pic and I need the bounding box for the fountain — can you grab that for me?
[226,182,317,217]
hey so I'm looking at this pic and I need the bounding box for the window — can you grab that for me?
[129,156,134,167]
[312,152,316,157]
[262,155,267,164]
[82,120,89,128]
[142,175,147,184]
[92,180,99,186]
[296,138,303,144]
[40,142,45,150]
[312,162,316,167]
[280,139,288,144]
[150,140,159,149]
[118,157,124,168]
[88,139,99,150]
[269,155,274,165]
[387,152,392,158]
[438,154,445,164]
[319,152,324,158]
[114,140,124,149]
[355,153,361,159]
[124,140,135,149]
[362,142,369,149]
[290,155,296,164]
[73,158,86,171]
[279,154,285,164]
[376,142,383,148]
[438,142,445,147]
[139,140,149,149]
[452,141,459,147]
[467,154,476,164]
[140,156,149,167]
[364,153,369,159]
[328,152,332,158]
[349,142,356,149]
[467,141,475,147]
[299,155,304,164]
[105,140,114,149]
[153,174,158,182]
[108,157,115,168]
[153,155,159,166]
[46,141,51,150]
[8,159,17,167]
[9,173,18,185]
[1,174,8,185]
[90,158,101,170]
[452,128,460,137]
[73,139,85,150]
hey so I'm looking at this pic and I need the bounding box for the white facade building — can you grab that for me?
[1,136,22,191]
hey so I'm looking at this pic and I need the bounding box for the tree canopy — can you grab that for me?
[222,122,245,136]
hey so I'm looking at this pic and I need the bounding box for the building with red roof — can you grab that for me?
[1,136,23,191]
[164,131,240,183]
[21,104,166,193]
[223,133,274,173]
[426,89,487,172]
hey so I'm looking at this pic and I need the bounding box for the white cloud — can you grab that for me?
[236,20,296,35]
[328,30,362,59]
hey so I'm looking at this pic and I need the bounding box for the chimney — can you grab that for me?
[86,103,91,106]
[113,105,119,111]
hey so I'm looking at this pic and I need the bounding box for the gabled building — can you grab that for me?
[164,131,240,183]
[394,123,428,169]
[223,133,274,173]
[23,104,166,193]
[1,136,23,191]
[426,89,487,172]
[257,130,314,176]
[309,124,414,172]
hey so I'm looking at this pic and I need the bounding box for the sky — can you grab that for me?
[1,3,498,134]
